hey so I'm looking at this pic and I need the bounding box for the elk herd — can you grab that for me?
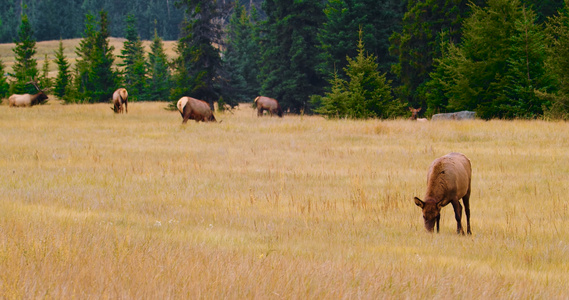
[4,86,477,235]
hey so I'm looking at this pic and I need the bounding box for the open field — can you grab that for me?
[1,101,569,298]
[0,38,178,78]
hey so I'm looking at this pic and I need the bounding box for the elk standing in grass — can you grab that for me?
[8,81,49,107]
[177,96,217,124]
[414,152,472,235]
[409,107,427,122]
[254,96,283,117]
[112,88,128,113]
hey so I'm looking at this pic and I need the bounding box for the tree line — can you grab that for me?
[1,0,568,119]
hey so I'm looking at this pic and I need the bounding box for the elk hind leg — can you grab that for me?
[463,190,471,235]
[451,200,464,235]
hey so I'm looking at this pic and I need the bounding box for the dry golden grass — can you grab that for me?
[1,101,568,298]
[0,38,178,78]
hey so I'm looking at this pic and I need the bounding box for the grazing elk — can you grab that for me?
[112,88,128,113]
[8,81,49,107]
[409,107,427,122]
[177,96,217,124]
[414,152,472,235]
[254,96,283,117]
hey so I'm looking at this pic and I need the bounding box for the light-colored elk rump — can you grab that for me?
[254,96,283,117]
[414,152,472,235]
[8,81,48,107]
[112,88,128,113]
[177,96,217,124]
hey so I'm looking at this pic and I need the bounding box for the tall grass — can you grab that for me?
[0,101,568,298]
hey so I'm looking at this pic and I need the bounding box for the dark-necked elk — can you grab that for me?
[414,152,472,235]
[8,81,49,107]
[409,107,427,122]
[254,96,283,117]
[112,88,128,113]
[177,96,217,124]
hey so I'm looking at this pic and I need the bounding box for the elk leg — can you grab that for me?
[124,101,128,114]
[436,215,440,233]
[463,191,471,235]
[451,200,464,235]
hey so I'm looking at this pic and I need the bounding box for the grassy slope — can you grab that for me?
[0,101,568,298]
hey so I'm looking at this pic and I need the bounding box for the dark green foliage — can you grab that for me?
[147,27,171,101]
[389,0,481,109]
[73,11,120,103]
[426,0,555,119]
[10,13,39,95]
[54,40,72,99]
[39,54,53,90]
[119,14,147,101]
[223,3,261,104]
[542,0,569,119]
[315,32,401,119]
[0,58,9,99]
[259,0,326,113]
[171,0,228,108]
[318,0,404,79]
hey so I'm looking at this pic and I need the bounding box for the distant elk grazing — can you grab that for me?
[112,88,128,113]
[254,96,283,117]
[8,81,49,107]
[414,152,472,235]
[177,96,217,124]
[409,107,427,122]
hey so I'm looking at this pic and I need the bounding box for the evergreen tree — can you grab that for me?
[147,25,171,101]
[0,57,9,99]
[74,13,98,102]
[10,13,39,95]
[315,31,401,119]
[39,54,53,90]
[171,0,229,108]
[389,0,482,109]
[318,0,404,79]
[259,0,325,113]
[119,14,147,101]
[223,3,261,104]
[54,40,72,99]
[426,0,554,119]
[89,11,120,103]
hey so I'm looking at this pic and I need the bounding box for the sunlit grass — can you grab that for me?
[0,101,568,298]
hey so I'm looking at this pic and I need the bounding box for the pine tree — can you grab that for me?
[389,0,482,109]
[318,0,404,79]
[259,0,325,113]
[315,30,401,119]
[54,40,72,99]
[10,13,39,95]
[119,14,147,101]
[74,13,98,102]
[39,54,53,90]
[223,3,261,104]
[147,25,171,101]
[171,0,229,107]
[89,11,120,103]
[426,0,554,119]
[0,57,9,98]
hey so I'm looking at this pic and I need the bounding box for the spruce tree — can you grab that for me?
[171,0,229,107]
[54,40,72,100]
[147,26,171,101]
[0,58,9,99]
[10,13,39,95]
[89,11,119,103]
[39,54,53,90]
[74,13,98,102]
[119,14,147,101]
[223,3,261,104]
[259,0,325,113]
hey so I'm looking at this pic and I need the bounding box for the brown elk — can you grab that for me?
[414,152,472,235]
[254,96,283,117]
[112,88,128,113]
[409,107,427,121]
[8,81,49,107]
[177,96,217,124]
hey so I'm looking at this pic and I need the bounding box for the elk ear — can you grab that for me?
[417,107,422,112]
[414,197,425,208]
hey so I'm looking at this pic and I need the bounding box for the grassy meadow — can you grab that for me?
[0,100,568,298]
